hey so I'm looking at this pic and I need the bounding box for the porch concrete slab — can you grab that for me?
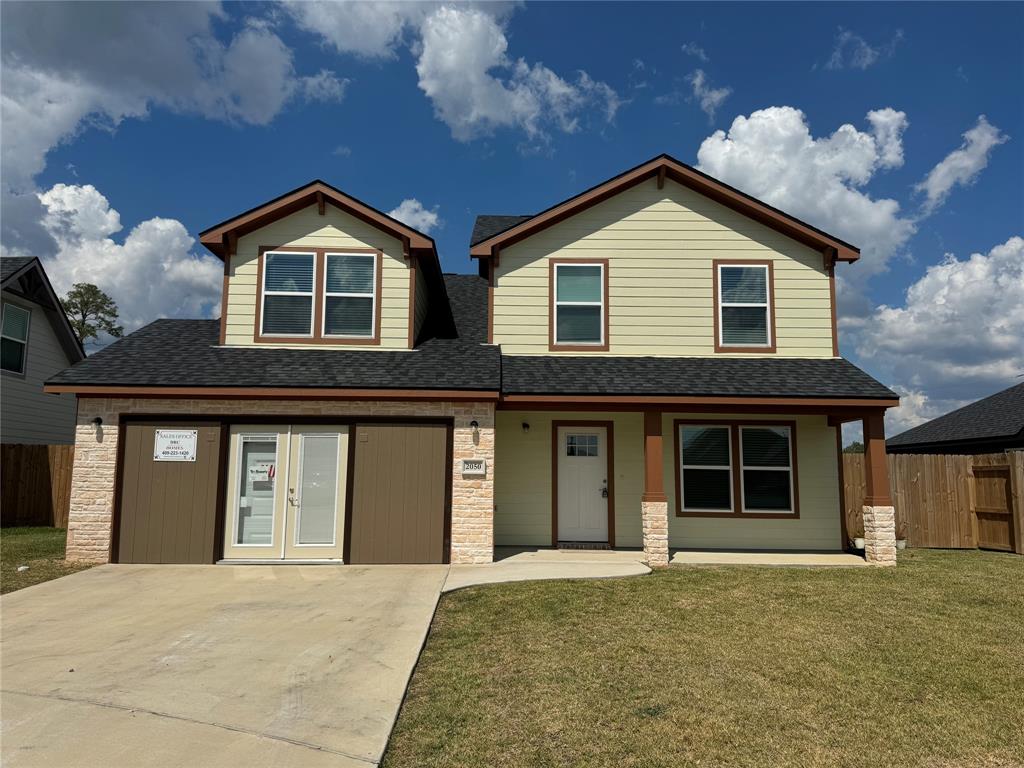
[671,550,868,567]
[444,547,650,592]
[1,563,447,767]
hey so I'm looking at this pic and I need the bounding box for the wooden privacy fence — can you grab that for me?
[1,444,75,528]
[842,451,1023,553]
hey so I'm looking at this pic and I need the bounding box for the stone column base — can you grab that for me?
[863,505,897,566]
[641,500,669,568]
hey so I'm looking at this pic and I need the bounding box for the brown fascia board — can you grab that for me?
[198,180,435,258]
[469,154,860,264]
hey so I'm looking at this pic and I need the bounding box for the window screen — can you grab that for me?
[555,264,603,344]
[740,426,793,511]
[262,253,314,336]
[323,253,375,337]
[719,265,770,347]
[1,303,30,373]
[679,425,733,511]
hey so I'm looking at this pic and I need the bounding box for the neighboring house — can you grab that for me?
[2,257,84,444]
[887,382,1024,455]
[46,155,900,568]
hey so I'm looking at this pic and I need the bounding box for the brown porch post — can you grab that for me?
[862,409,896,566]
[641,411,669,567]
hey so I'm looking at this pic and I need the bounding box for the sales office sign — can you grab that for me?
[153,430,198,462]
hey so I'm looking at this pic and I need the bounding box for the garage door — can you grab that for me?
[116,423,222,564]
[346,423,450,564]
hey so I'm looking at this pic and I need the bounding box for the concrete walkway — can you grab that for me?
[1,564,447,768]
[671,550,868,567]
[444,547,650,592]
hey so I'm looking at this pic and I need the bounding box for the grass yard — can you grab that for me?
[1,527,93,594]
[384,550,1024,768]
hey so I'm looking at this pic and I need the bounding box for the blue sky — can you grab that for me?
[2,1,1021,435]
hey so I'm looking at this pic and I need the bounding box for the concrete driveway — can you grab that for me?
[1,564,447,768]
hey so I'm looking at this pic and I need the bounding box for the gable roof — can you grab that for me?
[198,179,435,258]
[1,256,85,363]
[887,382,1024,451]
[469,154,860,264]
[471,215,532,247]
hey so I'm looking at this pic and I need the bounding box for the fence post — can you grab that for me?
[1008,450,1024,556]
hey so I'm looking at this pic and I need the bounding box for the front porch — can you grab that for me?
[493,404,896,566]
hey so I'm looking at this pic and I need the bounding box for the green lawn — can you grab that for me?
[384,550,1024,768]
[1,527,94,594]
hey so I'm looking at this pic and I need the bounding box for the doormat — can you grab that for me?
[558,542,611,551]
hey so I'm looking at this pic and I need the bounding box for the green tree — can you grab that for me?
[61,283,123,346]
[843,441,865,454]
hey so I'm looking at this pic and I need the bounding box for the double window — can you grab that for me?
[259,249,378,342]
[1,302,31,374]
[676,421,796,516]
[715,262,773,351]
[552,261,606,349]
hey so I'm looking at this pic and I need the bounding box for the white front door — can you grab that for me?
[222,425,348,561]
[557,426,609,542]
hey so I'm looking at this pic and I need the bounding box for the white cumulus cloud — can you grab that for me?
[915,116,1008,214]
[36,184,223,340]
[387,199,441,235]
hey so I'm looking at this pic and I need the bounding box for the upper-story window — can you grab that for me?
[257,248,381,345]
[1,302,31,374]
[715,262,774,352]
[552,261,607,350]
[262,252,315,336]
[324,253,376,338]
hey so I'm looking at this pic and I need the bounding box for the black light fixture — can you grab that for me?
[521,422,530,434]
[92,416,103,426]
[470,419,479,439]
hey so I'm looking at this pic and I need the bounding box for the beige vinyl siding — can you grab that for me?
[223,204,412,349]
[494,410,841,551]
[667,414,842,551]
[413,261,429,343]
[493,177,835,357]
[1,292,77,444]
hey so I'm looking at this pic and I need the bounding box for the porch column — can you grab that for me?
[641,411,669,567]
[862,409,896,566]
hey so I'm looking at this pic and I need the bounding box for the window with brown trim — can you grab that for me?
[550,259,609,351]
[713,260,776,353]
[254,246,382,345]
[674,419,799,519]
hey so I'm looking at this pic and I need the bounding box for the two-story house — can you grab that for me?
[46,155,899,568]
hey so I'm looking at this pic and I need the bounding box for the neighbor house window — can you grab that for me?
[739,425,794,513]
[678,425,733,512]
[261,252,315,336]
[323,253,375,337]
[1,303,30,374]
[553,262,605,347]
[717,263,772,349]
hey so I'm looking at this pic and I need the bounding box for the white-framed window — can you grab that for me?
[678,424,733,512]
[718,264,771,348]
[234,433,279,546]
[323,253,376,338]
[739,425,794,513]
[566,433,599,457]
[1,302,31,374]
[554,262,604,345]
[261,252,315,336]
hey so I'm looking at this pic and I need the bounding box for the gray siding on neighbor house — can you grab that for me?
[1,290,77,444]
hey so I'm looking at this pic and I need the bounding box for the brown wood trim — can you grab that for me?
[673,418,800,519]
[316,190,325,216]
[199,180,433,255]
[443,422,454,564]
[642,410,667,502]
[407,255,417,348]
[341,425,357,564]
[487,259,495,345]
[828,261,839,357]
[219,251,231,346]
[835,425,848,550]
[212,423,230,562]
[548,258,610,352]
[469,155,859,262]
[499,394,900,409]
[254,246,384,346]
[713,259,777,354]
[550,420,616,547]
[862,409,892,506]
[108,420,128,563]
[49,386,500,401]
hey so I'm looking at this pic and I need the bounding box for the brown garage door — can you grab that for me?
[116,423,223,564]
[346,423,450,564]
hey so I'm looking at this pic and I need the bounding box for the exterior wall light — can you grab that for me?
[522,422,530,434]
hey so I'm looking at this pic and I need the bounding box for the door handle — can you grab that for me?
[600,487,609,498]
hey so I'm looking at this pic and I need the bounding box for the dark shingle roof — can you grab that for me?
[501,356,897,400]
[470,215,532,246]
[48,275,499,391]
[887,382,1024,448]
[1,256,35,283]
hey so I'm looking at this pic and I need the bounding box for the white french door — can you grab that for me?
[222,425,348,561]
